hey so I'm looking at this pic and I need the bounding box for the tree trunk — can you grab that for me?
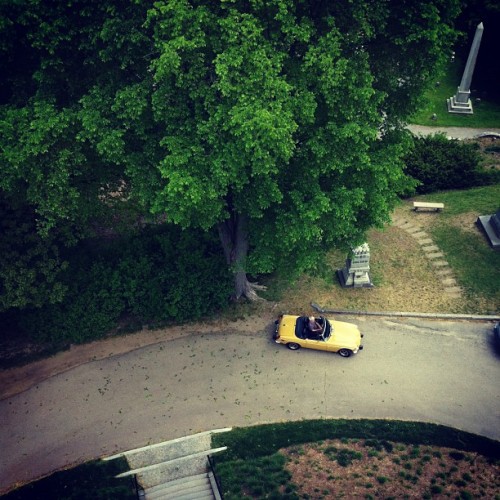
[218,213,266,301]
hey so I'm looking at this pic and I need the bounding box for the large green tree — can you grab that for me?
[1,0,460,305]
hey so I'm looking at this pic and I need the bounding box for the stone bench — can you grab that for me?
[413,201,444,212]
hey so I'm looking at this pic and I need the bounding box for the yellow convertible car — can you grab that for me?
[273,314,363,357]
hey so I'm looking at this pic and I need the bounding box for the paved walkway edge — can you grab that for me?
[311,303,500,321]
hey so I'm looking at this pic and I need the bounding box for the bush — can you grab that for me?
[404,135,487,193]
[20,225,232,344]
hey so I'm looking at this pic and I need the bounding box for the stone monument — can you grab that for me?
[476,209,500,249]
[337,243,374,288]
[447,22,484,114]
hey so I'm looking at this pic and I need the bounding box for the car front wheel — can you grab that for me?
[338,348,352,358]
[287,343,300,350]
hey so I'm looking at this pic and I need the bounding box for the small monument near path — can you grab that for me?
[447,22,484,115]
[477,209,500,250]
[337,243,374,288]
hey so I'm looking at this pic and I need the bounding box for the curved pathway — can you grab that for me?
[391,213,462,298]
[1,317,498,494]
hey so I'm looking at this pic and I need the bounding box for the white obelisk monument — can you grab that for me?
[447,22,484,114]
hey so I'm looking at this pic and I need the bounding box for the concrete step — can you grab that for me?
[104,428,231,470]
[145,472,213,500]
[103,428,230,493]
[136,453,212,489]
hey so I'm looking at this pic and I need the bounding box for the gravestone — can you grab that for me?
[447,22,484,114]
[337,243,374,288]
[476,209,500,249]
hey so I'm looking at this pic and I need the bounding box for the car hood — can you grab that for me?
[328,320,361,344]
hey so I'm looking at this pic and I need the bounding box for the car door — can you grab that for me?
[303,337,330,352]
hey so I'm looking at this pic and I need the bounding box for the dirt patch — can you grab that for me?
[281,439,500,499]
[446,211,485,235]
[276,220,467,315]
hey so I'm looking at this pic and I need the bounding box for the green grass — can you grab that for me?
[417,185,500,312]
[410,59,500,128]
[1,457,135,499]
[211,420,500,499]
[212,420,500,462]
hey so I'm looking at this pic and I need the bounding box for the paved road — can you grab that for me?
[0,315,498,493]
[406,124,500,139]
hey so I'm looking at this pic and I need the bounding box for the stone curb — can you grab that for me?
[311,303,500,321]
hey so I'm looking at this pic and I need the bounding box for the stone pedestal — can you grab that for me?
[447,89,473,114]
[337,243,374,288]
[476,209,500,249]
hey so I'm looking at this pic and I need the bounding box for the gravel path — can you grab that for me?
[406,124,500,139]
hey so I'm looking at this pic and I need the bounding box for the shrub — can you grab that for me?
[20,225,232,344]
[404,134,486,193]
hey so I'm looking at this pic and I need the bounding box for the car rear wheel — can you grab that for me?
[338,348,352,358]
[287,343,300,350]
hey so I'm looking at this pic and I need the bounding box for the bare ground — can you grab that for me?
[281,439,500,499]
[275,205,470,315]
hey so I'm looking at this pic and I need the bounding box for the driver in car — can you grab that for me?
[307,316,322,338]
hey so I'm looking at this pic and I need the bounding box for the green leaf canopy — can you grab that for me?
[0,0,460,304]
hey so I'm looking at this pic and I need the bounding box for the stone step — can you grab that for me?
[133,449,226,489]
[105,428,231,470]
[422,245,440,252]
[405,225,423,234]
[417,238,434,246]
[431,260,449,268]
[424,252,444,259]
[435,268,453,276]
[145,473,214,500]
[412,231,428,239]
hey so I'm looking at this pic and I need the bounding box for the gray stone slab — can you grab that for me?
[137,455,209,489]
[126,433,213,470]
[435,268,453,276]
[431,260,449,267]
[417,238,433,246]
[422,245,440,252]
[412,232,429,239]
[477,214,500,249]
[441,278,457,286]
[405,226,423,234]
[424,252,444,259]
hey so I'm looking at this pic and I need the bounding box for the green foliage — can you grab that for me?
[0,198,69,310]
[20,226,232,344]
[325,447,363,467]
[2,457,134,500]
[1,0,460,300]
[213,420,500,500]
[404,134,491,193]
[214,453,295,500]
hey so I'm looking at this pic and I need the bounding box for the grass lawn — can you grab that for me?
[417,186,500,314]
[260,184,500,316]
[6,420,498,499]
[211,420,500,500]
[1,457,135,499]
[410,59,500,128]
